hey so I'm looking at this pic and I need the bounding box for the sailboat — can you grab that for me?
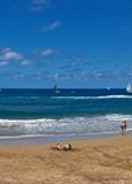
[53,84,60,94]
[126,83,132,93]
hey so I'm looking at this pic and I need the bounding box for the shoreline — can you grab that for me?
[0,132,120,145]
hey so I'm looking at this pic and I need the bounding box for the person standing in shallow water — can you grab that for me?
[120,120,127,136]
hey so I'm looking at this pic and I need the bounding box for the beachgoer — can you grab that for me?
[120,120,127,136]
[51,143,63,151]
[63,143,72,151]
[123,120,127,135]
[51,143,72,151]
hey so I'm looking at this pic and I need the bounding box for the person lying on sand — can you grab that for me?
[63,143,72,151]
[51,143,72,151]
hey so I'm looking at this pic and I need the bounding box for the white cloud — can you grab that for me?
[3,52,22,61]
[0,48,31,67]
[42,20,61,32]
[0,48,23,61]
[41,48,56,57]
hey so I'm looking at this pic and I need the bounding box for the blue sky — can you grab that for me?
[0,0,131,88]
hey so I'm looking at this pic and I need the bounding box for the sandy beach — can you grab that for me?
[0,136,131,183]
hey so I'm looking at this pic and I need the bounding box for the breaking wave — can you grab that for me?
[0,114,132,138]
[52,95,132,100]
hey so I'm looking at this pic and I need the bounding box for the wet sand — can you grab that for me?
[0,136,132,183]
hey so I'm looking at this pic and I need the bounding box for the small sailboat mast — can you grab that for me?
[53,84,57,91]
[53,83,60,94]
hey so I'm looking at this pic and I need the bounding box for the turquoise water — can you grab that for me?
[0,88,132,139]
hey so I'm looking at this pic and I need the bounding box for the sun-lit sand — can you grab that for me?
[0,136,132,183]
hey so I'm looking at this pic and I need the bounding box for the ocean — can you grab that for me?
[0,88,132,143]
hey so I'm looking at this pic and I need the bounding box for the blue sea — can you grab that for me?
[0,88,132,143]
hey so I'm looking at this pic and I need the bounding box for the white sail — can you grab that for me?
[126,83,132,93]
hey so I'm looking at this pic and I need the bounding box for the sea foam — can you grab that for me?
[0,114,131,138]
[52,95,132,100]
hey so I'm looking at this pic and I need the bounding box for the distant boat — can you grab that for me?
[126,83,132,93]
[53,84,60,94]
[53,84,57,91]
